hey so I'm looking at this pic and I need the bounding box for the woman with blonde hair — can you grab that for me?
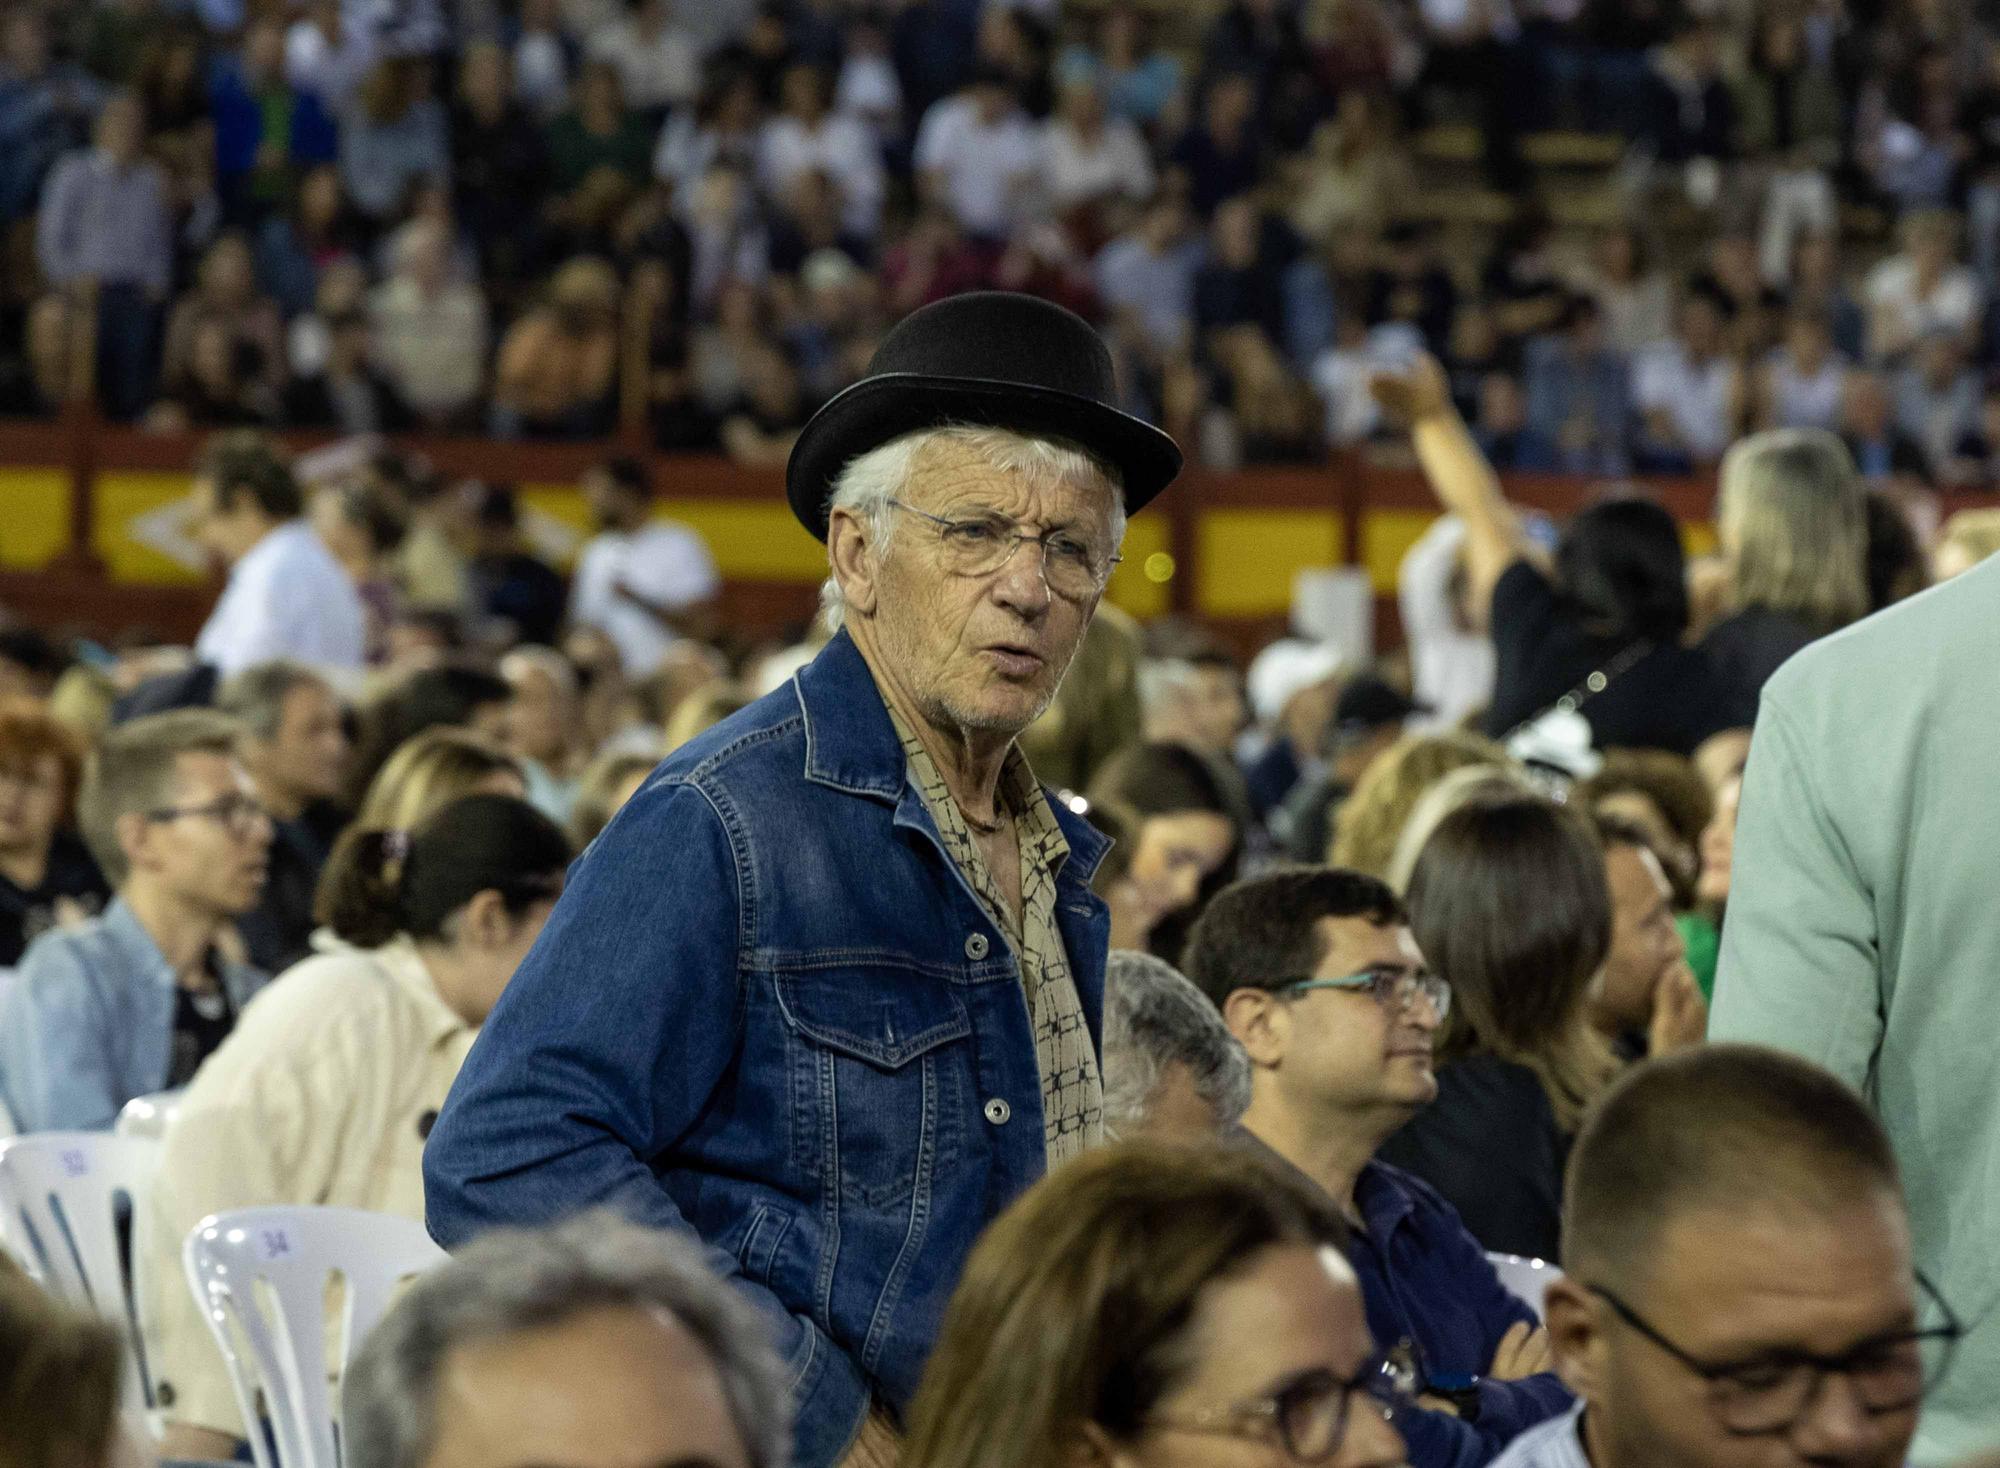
[1381,791,1620,1260]
[1701,427,1869,725]
[1934,506,2000,579]
[1327,729,1512,879]
[901,1142,1408,1468]
[354,727,527,831]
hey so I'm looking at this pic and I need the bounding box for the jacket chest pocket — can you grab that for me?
[775,969,973,1211]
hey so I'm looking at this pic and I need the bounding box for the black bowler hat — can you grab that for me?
[785,291,1183,540]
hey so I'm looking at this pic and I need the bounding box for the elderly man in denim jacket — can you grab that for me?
[424,293,1183,1468]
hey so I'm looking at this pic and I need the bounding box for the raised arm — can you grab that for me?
[1371,354,1543,622]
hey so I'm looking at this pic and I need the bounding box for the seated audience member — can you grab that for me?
[569,457,722,680]
[902,1142,1408,1468]
[1328,731,1513,878]
[1499,1046,1959,1468]
[1086,741,1244,964]
[566,749,657,851]
[311,479,410,665]
[1381,795,1621,1260]
[346,667,514,807]
[0,699,107,966]
[468,483,569,648]
[1575,749,1713,909]
[491,258,622,440]
[0,1252,130,1468]
[1933,506,2000,580]
[354,727,527,833]
[500,647,584,824]
[1182,868,1575,1468]
[1102,949,1252,1142]
[148,794,569,1462]
[1590,816,1709,1062]
[1701,429,1870,727]
[1372,355,1732,757]
[1383,765,1538,896]
[216,661,350,973]
[1241,638,1344,820]
[190,433,370,679]
[344,1212,790,1468]
[1278,675,1428,865]
[0,712,271,1131]
[1138,652,1246,762]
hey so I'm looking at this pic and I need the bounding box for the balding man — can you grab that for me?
[1505,1045,1962,1468]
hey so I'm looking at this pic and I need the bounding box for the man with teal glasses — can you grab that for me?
[1183,865,1576,1468]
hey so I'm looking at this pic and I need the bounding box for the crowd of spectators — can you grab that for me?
[13,0,2000,483]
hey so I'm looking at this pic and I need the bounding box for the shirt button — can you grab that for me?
[983,1097,1011,1125]
[964,933,990,961]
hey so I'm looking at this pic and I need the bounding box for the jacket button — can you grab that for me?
[983,1097,1011,1125]
[964,933,989,961]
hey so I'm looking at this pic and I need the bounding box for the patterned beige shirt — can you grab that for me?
[891,712,1105,1164]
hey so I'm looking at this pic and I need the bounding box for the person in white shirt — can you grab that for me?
[1505,1045,1946,1468]
[1398,515,1496,730]
[568,456,720,678]
[1863,209,1983,362]
[284,0,376,113]
[586,0,699,114]
[1633,289,1740,470]
[912,66,1039,241]
[191,433,369,678]
[757,62,884,240]
[1038,63,1153,216]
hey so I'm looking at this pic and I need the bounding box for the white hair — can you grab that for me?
[817,424,1128,631]
[1102,949,1253,1139]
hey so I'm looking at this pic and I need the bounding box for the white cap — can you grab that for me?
[1247,638,1345,727]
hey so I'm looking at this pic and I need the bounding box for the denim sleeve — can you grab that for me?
[422,779,870,1464]
[1,940,122,1132]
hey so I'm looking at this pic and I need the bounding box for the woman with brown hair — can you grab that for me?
[0,1253,130,1468]
[0,699,106,966]
[1380,790,1619,1261]
[901,1142,1408,1468]
[1085,742,1244,964]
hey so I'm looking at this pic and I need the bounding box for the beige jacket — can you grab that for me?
[141,938,473,1437]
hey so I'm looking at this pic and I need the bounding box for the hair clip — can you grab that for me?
[383,829,411,863]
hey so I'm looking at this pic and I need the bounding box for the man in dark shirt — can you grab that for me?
[1183,866,1574,1468]
[218,661,349,973]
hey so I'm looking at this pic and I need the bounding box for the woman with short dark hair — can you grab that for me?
[1381,790,1620,1260]
[1086,741,1244,963]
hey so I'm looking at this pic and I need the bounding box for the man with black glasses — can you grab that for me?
[1183,865,1575,1468]
[0,711,272,1130]
[1507,1044,1960,1468]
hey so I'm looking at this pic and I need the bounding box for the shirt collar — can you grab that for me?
[101,895,263,1006]
[1354,1159,1420,1239]
[372,935,472,1049]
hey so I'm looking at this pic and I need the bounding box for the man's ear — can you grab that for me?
[826,506,880,620]
[1541,1275,1605,1401]
[1223,987,1287,1068]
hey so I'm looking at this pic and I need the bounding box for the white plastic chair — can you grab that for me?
[183,1205,447,1468]
[116,1089,186,1142]
[1486,1251,1564,1319]
[0,1133,163,1421]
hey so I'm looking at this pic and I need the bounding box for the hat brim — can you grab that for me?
[785,373,1183,541]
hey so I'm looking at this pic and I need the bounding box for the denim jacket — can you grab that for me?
[423,631,1113,1467]
[0,897,269,1132]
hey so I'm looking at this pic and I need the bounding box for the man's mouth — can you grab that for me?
[982,644,1046,678]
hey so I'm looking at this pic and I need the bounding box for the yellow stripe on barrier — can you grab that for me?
[1198,510,1343,616]
[94,472,207,584]
[0,469,71,570]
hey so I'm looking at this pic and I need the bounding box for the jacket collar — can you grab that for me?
[101,895,265,1009]
[794,630,1111,883]
[371,936,472,1050]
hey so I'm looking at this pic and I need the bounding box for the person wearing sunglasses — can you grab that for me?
[0,710,274,1131]
[1504,1044,1959,1468]
[1183,866,1575,1468]
[902,1140,1410,1468]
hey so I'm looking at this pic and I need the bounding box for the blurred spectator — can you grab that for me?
[1589,814,1707,1060]
[757,62,882,240]
[1276,673,1429,864]
[191,432,369,677]
[547,59,654,221]
[311,478,409,661]
[570,456,719,678]
[148,311,282,429]
[718,346,805,465]
[1575,223,1672,359]
[341,58,450,225]
[353,725,524,831]
[1863,209,1982,361]
[832,14,902,147]
[0,710,272,1132]
[369,218,490,427]
[1288,91,1411,245]
[0,10,106,226]
[0,699,105,967]
[1841,368,1924,478]
[1632,285,1739,472]
[1523,296,1631,475]
[500,645,584,823]
[1892,332,1982,472]
[1786,231,1866,356]
[209,16,338,218]
[255,163,359,318]
[914,65,1038,241]
[347,666,514,805]
[284,0,376,115]
[1330,729,1513,876]
[1399,516,1497,731]
[511,0,573,120]
[468,483,569,647]
[1472,370,1556,472]
[0,294,80,417]
[1242,636,1343,819]
[1412,0,1527,187]
[1038,59,1153,219]
[1934,505,2000,578]
[1060,4,1181,131]
[1100,948,1251,1142]
[284,309,405,433]
[450,41,552,292]
[0,1253,127,1468]
[654,67,762,200]
[1368,222,1457,356]
[678,162,770,315]
[1087,741,1243,964]
[566,747,656,849]
[35,92,172,421]
[162,233,286,405]
[1095,194,1200,366]
[1139,652,1246,761]
[1635,17,1734,167]
[1754,306,1848,431]
[216,660,347,973]
[492,256,620,437]
[1194,196,1285,348]
[1167,70,1261,218]
[588,0,699,115]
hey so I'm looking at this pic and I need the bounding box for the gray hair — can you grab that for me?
[499,645,579,701]
[1137,658,1200,723]
[1718,428,1870,633]
[1102,949,1252,1138]
[343,1212,791,1468]
[215,660,331,742]
[817,425,1128,631]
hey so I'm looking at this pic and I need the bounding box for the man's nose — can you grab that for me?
[1788,1370,1879,1464]
[989,539,1053,616]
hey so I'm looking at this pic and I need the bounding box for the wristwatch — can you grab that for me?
[1425,1370,1483,1423]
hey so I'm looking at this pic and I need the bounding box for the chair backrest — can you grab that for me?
[0,1133,163,1422]
[1486,1251,1565,1320]
[116,1089,186,1142]
[183,1205,447,1468]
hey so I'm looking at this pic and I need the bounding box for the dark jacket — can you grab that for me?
[424,630,1113,1468]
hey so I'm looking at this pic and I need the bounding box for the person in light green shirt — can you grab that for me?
[1712,555,2000,1466]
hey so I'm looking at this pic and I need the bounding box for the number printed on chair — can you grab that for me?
[258,1229,291,1260]
[59,1149,88,1178]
